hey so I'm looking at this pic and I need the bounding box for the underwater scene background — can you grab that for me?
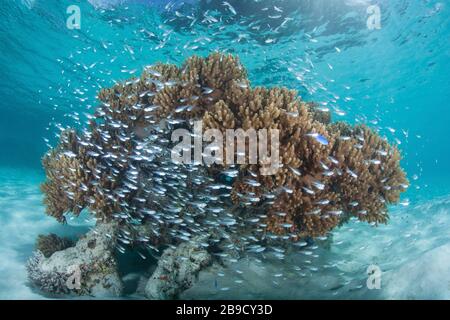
[0,0,449,299]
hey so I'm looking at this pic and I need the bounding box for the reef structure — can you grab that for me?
[32,52,408,297]
[144,235,212,299]
[35,233,74,258]
[27,223,123,297]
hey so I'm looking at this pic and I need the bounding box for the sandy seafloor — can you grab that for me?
[1,167,449,300]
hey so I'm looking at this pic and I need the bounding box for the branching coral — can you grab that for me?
[36,234,74,258]
[41,52,408,251]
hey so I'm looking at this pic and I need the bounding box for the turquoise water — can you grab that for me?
[0,0,449,299]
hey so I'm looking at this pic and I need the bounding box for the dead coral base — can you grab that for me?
[27,223,123,298]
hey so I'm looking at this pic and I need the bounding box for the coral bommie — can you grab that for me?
[41,53,408,248]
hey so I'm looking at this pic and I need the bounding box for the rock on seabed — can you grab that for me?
[145,236,212,299]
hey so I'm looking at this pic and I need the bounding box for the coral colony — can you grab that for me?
[29,53,408,298]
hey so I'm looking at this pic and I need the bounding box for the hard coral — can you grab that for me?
[41,52,408,248]
[36,234,74,258]
[27,223,123,297]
